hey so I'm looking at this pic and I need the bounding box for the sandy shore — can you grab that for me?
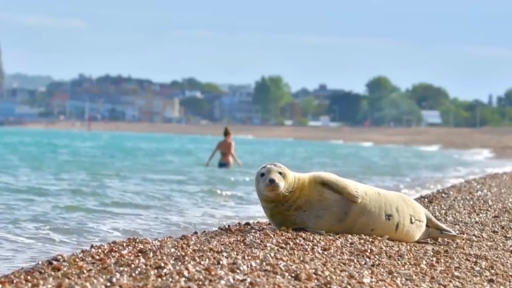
[1,172,512,287]
[17,121,512,158]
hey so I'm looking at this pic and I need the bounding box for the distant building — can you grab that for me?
[213,92,259,123]
[292,88,311,101]
[49,92,70,115]
[4,87,37,104]
[136,92,181,123]
[218,84,253,95]
[0,99,43,120]
[310,84,344,104]
[421,110,443,127]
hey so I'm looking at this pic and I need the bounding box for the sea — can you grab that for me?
[1,127,511,274]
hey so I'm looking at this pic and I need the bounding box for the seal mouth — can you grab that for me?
[265,182,280,189]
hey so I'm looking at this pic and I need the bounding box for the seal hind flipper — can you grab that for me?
[313,172,362,203]
[418,210,465,241]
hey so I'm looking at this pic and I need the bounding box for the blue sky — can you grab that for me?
[0,0,511,100]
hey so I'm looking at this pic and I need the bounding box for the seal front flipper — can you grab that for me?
[312,172,362,203]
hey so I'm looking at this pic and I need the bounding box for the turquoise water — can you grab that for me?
[1,127,511,274]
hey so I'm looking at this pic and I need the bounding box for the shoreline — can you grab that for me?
[1,172,512,286]
[11,121,512,159]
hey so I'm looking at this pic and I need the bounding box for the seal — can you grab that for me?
[254,162,464,243]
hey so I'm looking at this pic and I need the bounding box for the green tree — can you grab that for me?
[328,91,364,124]
[505,89,512,104]
[479,106,503,126]
[169,80,183,90]
[497,88,512,107]
[201,82,224,94]
[364,76,401,125]
[373,94,422,126]
[267,76,292,106]
[293,88,311,99]
[299,96,317,118]
[357,96,369,123]
[181,77,203,91]
[180,96,211,119]
[252,75,292,121]
[314,102,328,117]
[406,83,450,110]
[439,99,471,127]
[463,100,503,127]
[253,76,272,117]
[366,76,400,98]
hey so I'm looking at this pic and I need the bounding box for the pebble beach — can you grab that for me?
[1,172,511,287]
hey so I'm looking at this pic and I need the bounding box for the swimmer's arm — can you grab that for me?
[313,172,361,203]
[231,143,242,166]
[205,143,219,166]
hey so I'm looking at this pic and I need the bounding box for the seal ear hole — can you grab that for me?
[259,172,265,178]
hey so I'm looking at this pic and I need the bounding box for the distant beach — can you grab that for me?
[18,121,512,158]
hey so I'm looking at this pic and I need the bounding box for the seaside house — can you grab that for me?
[13,104,43,120]
[3,87,37,104]
[183,90,202,99]
[0,98,43,120]
[311,84,344,104]
[66,93,140,121]
[213,92,259,123]
[420,110,443,127]
[224,84,253,95]
[292,88,311,101]
[49,92,70,116]
[162,98,181,121]
[135,89,182,123]
[0,99,16,119]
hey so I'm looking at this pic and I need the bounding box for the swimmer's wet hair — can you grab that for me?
[223,126,231,137]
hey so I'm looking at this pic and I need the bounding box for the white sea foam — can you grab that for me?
[462,148,495,160]
[234,134,254,139]
[414,144,442,151]
[0,232,36,244]
[356,141,374,147]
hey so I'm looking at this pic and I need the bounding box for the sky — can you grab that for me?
[0,0,511,100]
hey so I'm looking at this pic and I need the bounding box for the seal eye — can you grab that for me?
[259,172,265,178]
[278,171,284,176]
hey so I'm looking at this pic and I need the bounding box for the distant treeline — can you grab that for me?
[4,73,55,90]
[10,73,512,127]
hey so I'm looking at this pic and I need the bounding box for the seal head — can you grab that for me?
[255,162,292,202]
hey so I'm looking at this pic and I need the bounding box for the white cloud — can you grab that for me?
[0,13,88,29]
[293,34,407,46]
[167,29,405,47]
[461,45,512,58]
[167,29,512,59]
[167,29,258,40]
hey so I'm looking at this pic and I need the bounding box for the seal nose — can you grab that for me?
[268,178,276,184]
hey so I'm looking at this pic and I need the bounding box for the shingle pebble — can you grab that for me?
[1,173,512,287]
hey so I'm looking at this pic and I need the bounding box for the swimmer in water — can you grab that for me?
[205,126,242,169]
